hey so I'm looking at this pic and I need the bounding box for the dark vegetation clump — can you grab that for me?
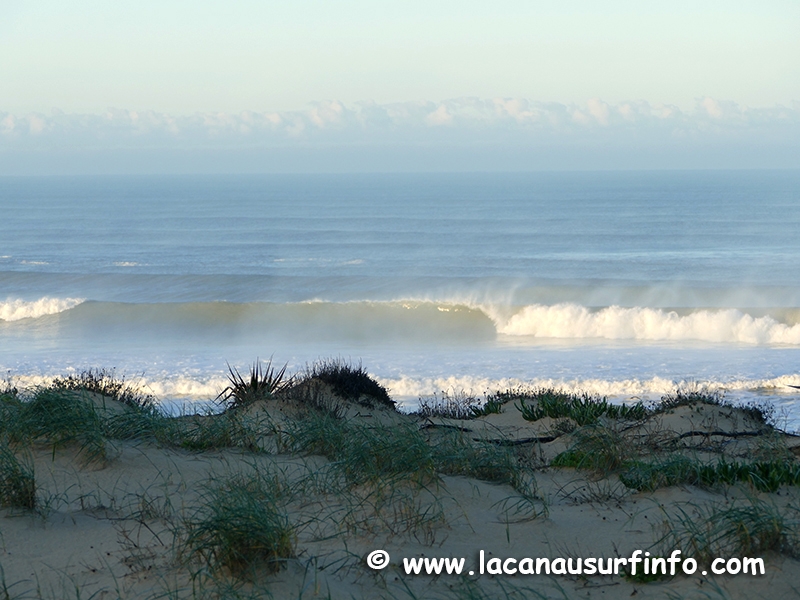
[306,358,393,408]
[0,442,36,509]
[216,359,291,411]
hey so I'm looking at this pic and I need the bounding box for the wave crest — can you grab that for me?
[0,297,84,322]
[493,304,800,344]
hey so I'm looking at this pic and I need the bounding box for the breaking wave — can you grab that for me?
[0,297,84,322]
[489,303,800,345]
[3,298,800,346]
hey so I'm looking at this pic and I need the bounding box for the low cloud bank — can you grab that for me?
[2,97,799,173]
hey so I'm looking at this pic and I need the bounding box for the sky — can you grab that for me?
[1,0,799,173]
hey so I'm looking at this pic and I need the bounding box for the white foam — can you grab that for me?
[379,374,800,430]
[378,374,800,400]
[380,375,691,400]
[141,376,228,400]
[0,297,84,321]
[3,373,226,402]
[486,303,800,345]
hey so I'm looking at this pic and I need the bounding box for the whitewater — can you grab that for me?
[2,172,799,428]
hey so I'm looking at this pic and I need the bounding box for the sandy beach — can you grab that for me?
[2,366,799,600]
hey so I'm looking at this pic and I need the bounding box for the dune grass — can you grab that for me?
[287,411,435,486]
[51,368,156,410]
[432,428,524,487]
[10,387,109,463]
[416,390,483,420]
[551,423,632,474]
[654,389,775,425]
[161,412,266,452]
[180,470,296,575]
[659,497,800,562]
[513,388,647,426]
[621,457,800,493]
[415,390,507,420]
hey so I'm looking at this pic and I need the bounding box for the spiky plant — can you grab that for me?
[216,358,291,411]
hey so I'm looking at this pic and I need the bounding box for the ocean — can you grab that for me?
[2,171,799,429]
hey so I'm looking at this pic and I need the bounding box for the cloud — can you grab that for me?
[2,97,796,141]
[1,97,798,173]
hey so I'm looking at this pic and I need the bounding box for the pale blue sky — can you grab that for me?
[2,0,798,114]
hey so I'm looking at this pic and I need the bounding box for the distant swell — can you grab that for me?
[492,303,800,345]
[0,297,84,321]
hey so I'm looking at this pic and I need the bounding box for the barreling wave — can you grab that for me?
[0,297,84,322]
[490,303,800,345]
[4,298,800,346]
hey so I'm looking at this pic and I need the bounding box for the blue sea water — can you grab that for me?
[1,171,799,427]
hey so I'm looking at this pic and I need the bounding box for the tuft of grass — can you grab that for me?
[288,412,435,486]
[156,411,266,452]
[14,387,108,462]
[654,388,775,425]
[216,358,291,411]
[432,429,531,493]
[102,404,169,442]
[417,390,509,420]
[654,388,724,413]
[620,456,702,492]
[305,358,393,408]
[51,368,156,410]
[416,390,482,420]
[473,397,506,417]
[0,442,36,509]
[338,483,447,543]
[515,388,647,426]
[739,399,776,426]
[620,457,800,493]
[181,471,296,576]
[0,392,24,440]
[287,409,534,490]
[659,497,800,562]
[551,424,631,474]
